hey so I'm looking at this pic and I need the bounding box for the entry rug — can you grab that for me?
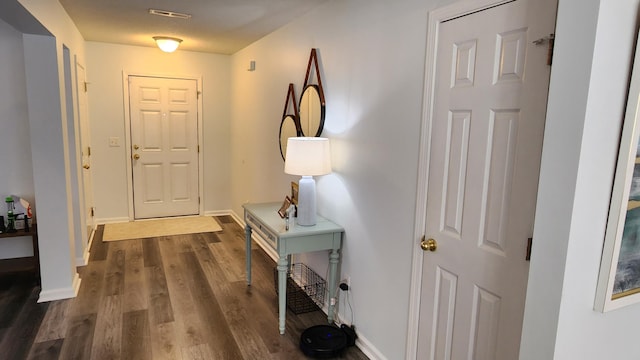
[103,216,222,241]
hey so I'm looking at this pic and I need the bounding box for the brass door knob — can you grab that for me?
[133,153,140,160]
[133,144,139,150]
[421,238,437,252]
[83,164,90,169]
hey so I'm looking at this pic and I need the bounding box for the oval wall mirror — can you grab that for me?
[279,114,299,160]
[299,49,326,137]
[299,84,325,137]
[279,84,300,160]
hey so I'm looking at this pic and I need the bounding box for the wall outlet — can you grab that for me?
[340,275,351,290]
[109,137,120,147]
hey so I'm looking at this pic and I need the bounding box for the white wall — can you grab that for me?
[6,0,87,299]
[521,0,640,359]
[84,42,232,222]
[8,0,640,357]
[230,0,457,357]
[0,18,34,259]
[232,0,640,358]
[23,33,78,299]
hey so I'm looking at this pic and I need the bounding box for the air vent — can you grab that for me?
[148,9,192,19]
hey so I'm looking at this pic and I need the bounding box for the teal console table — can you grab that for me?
[243,202,343,335]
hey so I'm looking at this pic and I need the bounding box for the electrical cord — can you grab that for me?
[336,281,355,327]
[346,285,354,326]
[323,265,356,327]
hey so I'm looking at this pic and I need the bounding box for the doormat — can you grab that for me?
[103,216,222,242]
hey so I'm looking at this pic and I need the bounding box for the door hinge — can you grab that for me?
[198,197,201,204]
[197,145,200,153]
[197,91,201,98]
[526,237,533,261]
[87,146,91,156]
[90,207,95,217]
[83,81,88,92]
[533,33,554,66]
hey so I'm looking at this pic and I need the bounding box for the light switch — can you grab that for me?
[109,137,120,147]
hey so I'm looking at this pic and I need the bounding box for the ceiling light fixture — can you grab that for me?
[153,36,182,53]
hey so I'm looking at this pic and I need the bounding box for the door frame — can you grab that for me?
[75,60,95,239]
[122,72,204,220]
[406,1,516,358]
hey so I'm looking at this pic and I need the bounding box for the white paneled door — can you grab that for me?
[129,76,199,219]
[417,0,557,359]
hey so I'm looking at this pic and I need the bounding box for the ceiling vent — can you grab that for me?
[148,9,192,20]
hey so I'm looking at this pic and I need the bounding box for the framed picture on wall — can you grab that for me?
[595,34,640,312]
[277,196,292,219]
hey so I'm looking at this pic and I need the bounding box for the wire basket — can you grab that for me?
[274,263,326,314]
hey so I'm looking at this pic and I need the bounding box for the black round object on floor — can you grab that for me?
[300,325,348,358]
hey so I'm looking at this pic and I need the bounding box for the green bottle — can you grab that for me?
[5,196,16,233]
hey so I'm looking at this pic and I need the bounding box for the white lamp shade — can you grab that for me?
[153,36,182,53]
[284,137,332,176]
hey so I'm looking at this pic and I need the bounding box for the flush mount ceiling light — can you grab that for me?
[153,36,182,53]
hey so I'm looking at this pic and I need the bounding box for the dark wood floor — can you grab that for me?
[0,216,368,359]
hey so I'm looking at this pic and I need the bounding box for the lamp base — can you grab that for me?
[297,176,316,226]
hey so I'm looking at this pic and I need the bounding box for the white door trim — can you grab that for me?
[405,1,515,358]
[122,71,204,220]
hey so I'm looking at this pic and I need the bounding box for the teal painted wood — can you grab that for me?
[243,202,343,335]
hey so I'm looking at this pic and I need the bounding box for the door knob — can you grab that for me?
[83,164,90,169]
[133,144,139,150]
[133,154,140,160]
[421,237,437,252]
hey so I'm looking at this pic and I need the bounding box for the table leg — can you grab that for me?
[277,256,289,335]
[245,225,252,286]
[328,248,339,324]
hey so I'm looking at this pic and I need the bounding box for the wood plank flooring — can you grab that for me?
[0,216,369,359]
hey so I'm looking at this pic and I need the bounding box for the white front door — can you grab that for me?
[76,62,95,238]
[129,76,200,219]
[417,0,556,359]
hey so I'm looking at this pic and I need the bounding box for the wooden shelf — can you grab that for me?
[0,225,39,282]
[0,225,37,239]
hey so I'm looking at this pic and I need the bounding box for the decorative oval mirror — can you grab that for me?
[277,49,326,160]
[279,114,299,160]
[279,84,300,160]
[299,84,325,137]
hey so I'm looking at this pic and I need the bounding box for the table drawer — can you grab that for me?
[246,212,277,249]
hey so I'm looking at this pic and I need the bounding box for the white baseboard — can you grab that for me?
[326,309,387,360]
[38,272,81,303]
[76,232,93,267]
[230,210,278,261]
[355,332,387,360]
[98,212,234,225]
[229,211,244,226]
[204,209,234,217]
[87,226,95,257]
[95,217,130,225]
[75,255,86,267]
[251,233,279,261]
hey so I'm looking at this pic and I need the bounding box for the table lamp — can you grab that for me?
[285,137,332,226]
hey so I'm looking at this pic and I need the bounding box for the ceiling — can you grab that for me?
[58,0,327,55]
